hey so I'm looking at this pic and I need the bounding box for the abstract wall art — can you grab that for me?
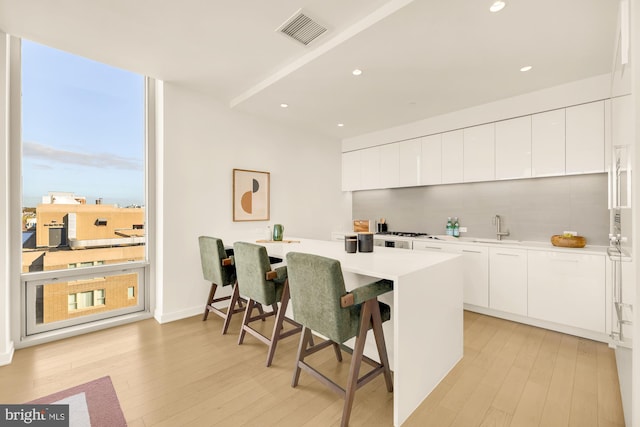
[233,168,270,221]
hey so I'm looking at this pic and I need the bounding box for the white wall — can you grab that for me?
[154,82,348,323]
[343,73,629,151]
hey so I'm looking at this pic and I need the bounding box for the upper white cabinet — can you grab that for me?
[342,99,609,191]
[566,101,605,174]
[495,116,532,180]
[528,250,605,333]
[341,151,361,191]
[441,130,463,184]
[420,134,442,185]
[463,123,495,183]
[531,109,566,177]
[489,247,528,316]
[359,146,381,190]
[398,138,422,187]
[379,144,400,188]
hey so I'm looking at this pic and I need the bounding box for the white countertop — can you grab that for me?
[367,232,611,256]
[244,237,460,281]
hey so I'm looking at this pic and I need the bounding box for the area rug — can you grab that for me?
[28,376,127,427]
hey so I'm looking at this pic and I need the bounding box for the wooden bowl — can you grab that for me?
[551,235,586,248]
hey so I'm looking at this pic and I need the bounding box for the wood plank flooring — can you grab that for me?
[0,311,625,426]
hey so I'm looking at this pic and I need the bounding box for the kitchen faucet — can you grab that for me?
[493,214,510,240]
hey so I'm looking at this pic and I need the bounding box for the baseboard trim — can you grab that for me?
[464,304,610,343]
[0,341,15,366]
[154,305,202,324]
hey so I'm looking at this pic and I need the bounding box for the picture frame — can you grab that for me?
[233,168,270,222]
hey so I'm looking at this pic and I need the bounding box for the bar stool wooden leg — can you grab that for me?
[202,283,218,321]
[292,327,314,387]
[238,299,256,345]
[222,282,241,335]
[342,300,372,427]
[370,301,393,392]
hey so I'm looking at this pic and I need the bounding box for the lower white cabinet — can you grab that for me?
[489,248,528,316]
[413,241,489,307]
[528,250,606,333]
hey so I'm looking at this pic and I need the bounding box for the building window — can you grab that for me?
[68,288,106,311]
[127,286,135,299]
[95,289,105,305]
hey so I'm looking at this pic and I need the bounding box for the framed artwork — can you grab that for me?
[233,168,270,221]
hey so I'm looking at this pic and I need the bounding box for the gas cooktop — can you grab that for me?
[375,231,429,238]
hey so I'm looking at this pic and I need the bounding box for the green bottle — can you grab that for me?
[446,217,453,236]
[453,217,460,238]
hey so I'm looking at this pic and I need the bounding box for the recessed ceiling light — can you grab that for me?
[520,65,533,72]
[489,1,506,12]
[352,69,362,76]
[280,103,289,108]
[337,123,345,127]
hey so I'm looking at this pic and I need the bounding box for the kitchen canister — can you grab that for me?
[345,235,357,253]
[357,232,373,253]
[273,224,284,241]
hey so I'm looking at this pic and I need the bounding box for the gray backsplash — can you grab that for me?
[352,173,609,246]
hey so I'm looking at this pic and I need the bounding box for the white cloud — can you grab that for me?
[23,141,142,170]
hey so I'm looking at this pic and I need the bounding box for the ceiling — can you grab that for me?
[0,0,620,140]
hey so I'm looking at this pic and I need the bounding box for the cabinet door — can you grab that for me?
[464,123,495,182]
[420,134,442,185]
[528,251,605,333]
[566,101,605,174]
[495,116,532,180]
[458,245,489,308]
[441,130,463,184]
[532,109,565,177]
[379,144,400,189]
[359,147,381,190]
[341,151,361,191]
[489,248,528,316]
[414,241,489,308]
[399,139,422,187]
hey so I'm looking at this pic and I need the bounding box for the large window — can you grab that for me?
[19,39,149,336]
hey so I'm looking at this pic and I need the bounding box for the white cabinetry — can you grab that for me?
[379,144,400,188]
[531,109,565,177]
[528,250,605,333]
[399,139,422,187]
[359,146,381,190]
[489,248,528,316]
[413,241,489,307]
[495,116,532,180]
[341,151,361,191]
[566,101,605,174]
[441,130,463,184]
[420,134,442,185]
[463,123,495,182]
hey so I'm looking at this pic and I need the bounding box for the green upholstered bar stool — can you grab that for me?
[285,252,394,427]
[198,236,245,334]
[233,241,302,367]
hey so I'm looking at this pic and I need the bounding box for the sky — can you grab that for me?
[21,40,145,208]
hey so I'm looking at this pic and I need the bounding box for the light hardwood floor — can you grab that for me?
[0,311,625,426]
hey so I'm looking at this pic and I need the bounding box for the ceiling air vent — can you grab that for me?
[277,10,327,46]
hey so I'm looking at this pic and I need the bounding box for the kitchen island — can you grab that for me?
[231,237,463,426]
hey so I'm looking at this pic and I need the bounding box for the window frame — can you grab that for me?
[9,36,156,345]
